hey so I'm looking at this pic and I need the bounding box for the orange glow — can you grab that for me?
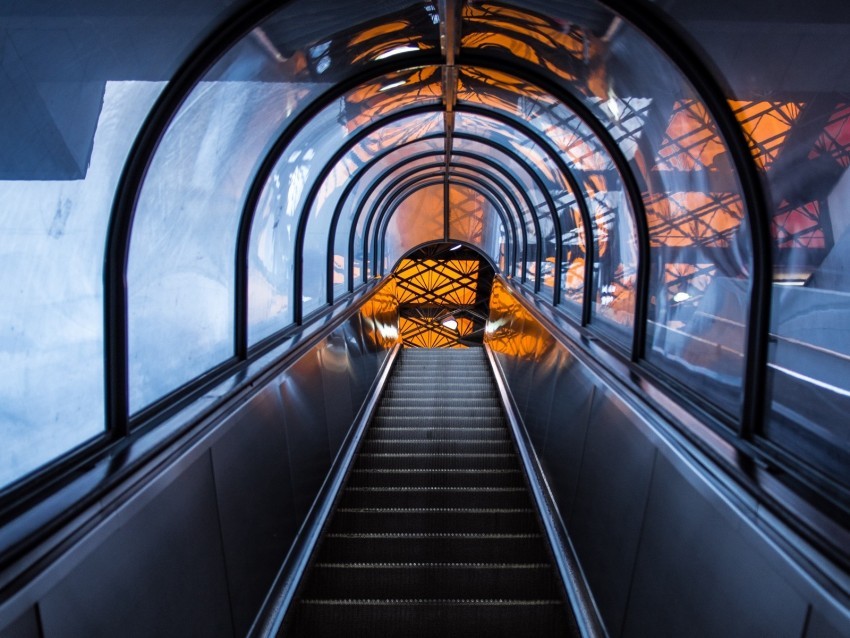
[349,21,412,46]
[645,192,744,247]
[360,278,400,348]
[730,101,803,169]
[657,100,727,171]
[449,185,486,245]
[486,279,553,359]
[343,67,442,130]
[394,259,479,306]
[399,315,467,349]
[462,3,584,85]
[393,256,486,348]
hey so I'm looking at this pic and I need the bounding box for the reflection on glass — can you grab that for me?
[0,83,161,488]
[471,1,751,408]
[659,2,850,479]
[384,185,446,267]
[249,68,443,343]
[305,113,444,315]
[448,184,505,265]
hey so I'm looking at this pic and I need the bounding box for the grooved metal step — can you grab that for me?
[329,507,539,534]
[340,486,532,509]
[354,451,518,471]
[288,600,571,638]
[367,427,509,441]
[347,468,526,488]
[302,562,560,599]
[317,533,550,563]
[360,439,515,454]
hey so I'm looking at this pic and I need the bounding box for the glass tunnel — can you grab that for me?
[1,1,850,636]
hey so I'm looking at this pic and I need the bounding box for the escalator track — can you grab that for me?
[284,347,579,637]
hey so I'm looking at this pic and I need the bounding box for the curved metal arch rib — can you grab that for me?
[356,163,518,279]
[331,143,535,287]
[340,131,553,292]
[359,141,546,290]
[594,0,772,436]
[364,154,538,283]
[372,166,521,275]
[322,135,529,301]
[368,172,515,278]
[378,172,517,276]
[352,136,545,288]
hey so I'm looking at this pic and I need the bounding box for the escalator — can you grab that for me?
[283,347,579,637]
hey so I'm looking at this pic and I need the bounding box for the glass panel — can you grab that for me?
[334,137,445,300]
[127,2,441,412]
[659,3,850,478]
[452,137,548,282]
[448,183,505,265]
[467,1,752,413]
[304,113,443,315]
[248,67,442,344]
[0,4,229,486]
[384,184,446,268]
[450,167,521,241]
[457,65,627,326]
[454,112,571,288]
[355,160,449,284]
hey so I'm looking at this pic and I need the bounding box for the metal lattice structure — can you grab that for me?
[392,244,493,348]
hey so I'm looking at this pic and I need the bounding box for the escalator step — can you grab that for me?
[329,507,539,534]
[373,415,505,428]
[317,532,550,563]
[360,439,515,454]
[288,599,571,638]
[301,562,560,599]
[282,347,576,637]
[377,404,504,422]
[347,468,526,488]
[354,452,518,470]
[378,397,502,408]
[339,486,531,509]
[367,426,509,441]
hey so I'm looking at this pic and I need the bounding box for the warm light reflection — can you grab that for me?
[657,100,727,171]
[448,185,486,247]
[457,67,610,173]
[485,279,552,359]
[462,3,584,84]
[663,263,716,312]
[394,259,479,306]
[730,100,803,169]
[349,113,443,164]
[360,277,400,348]
[343,67,442,130]
[348,20,433,64]
[645,192,744,247]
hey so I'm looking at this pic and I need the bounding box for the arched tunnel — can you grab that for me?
[1,1,849,636]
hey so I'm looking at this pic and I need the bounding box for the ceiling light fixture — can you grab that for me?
[375,45,420,60]
[379,80,406,92]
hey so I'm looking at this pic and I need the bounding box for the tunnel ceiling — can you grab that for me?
[3,0,850,522]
